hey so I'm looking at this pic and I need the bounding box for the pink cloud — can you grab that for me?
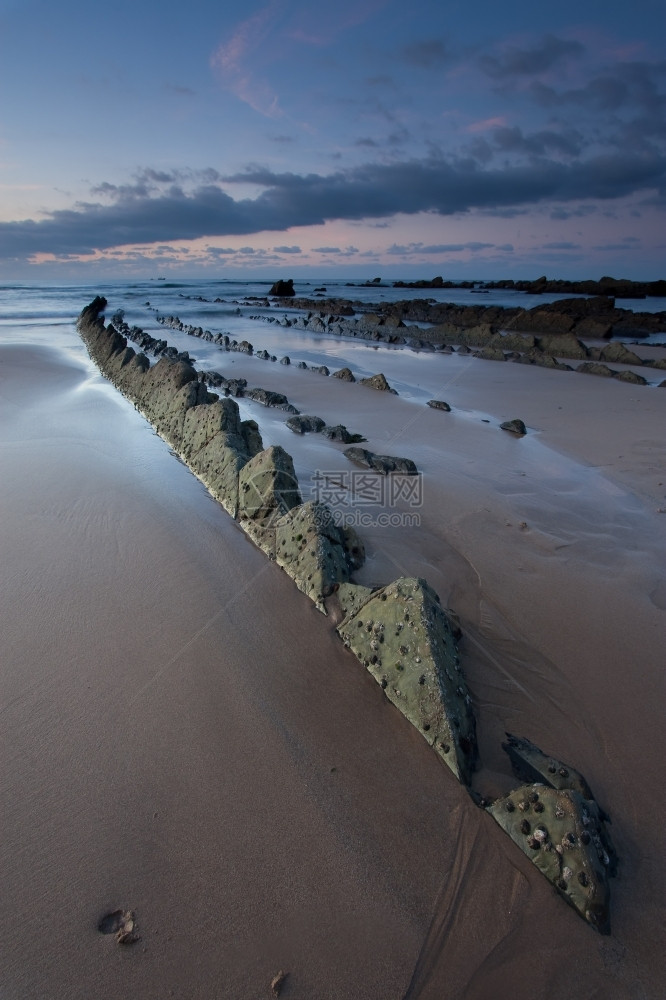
[465,116,508,133]
[210,2,283,118]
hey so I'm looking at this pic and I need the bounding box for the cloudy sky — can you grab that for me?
[0,0,664,280]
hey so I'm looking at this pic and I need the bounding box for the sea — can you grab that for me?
[2,278,666,369]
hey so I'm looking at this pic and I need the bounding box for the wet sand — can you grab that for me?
[1,339,665,999]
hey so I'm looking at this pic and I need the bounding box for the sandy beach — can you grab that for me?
[1,292,665,999]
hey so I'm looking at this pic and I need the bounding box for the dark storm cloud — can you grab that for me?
[530,61,666,114]
[89,167,223,200]
[387,241,495,255]
[491,126,583,158]
[479,35,585,79]
[549,205,598,220]
[2,152,665,260]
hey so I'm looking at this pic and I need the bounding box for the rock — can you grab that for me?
[180,396,261,515]
[613,370,647,385]
[274,502,361,608]
[459,324,494,347]
[98,909,140,945]
[531,353,572,371]
[269,279,295,297]
[500,419,527,435]
[244,387,291,408]
[599,343,642,365]
[577,362,614,378]
[488,784,614,933]
[286,415,326,434]
[536,333,589,360]
[332,582,375,619]
[487,734,617,934]
[271,971,288,996]
[514,310,575,334]
[575,318,613,339]
[427,399,451,411]
[134,361,207,447]
[337,577,477,784]
[340,524,365,570]
[241,420,263,457]
[344,447,418,476]
[493,332,536,352]
[280,356,291,365]
[332,367,356,382]
[304,315,324,333]
[224,378,247,397]
[321,424,366,443]
[477,347,506,361]
[238,445,302,529]
[359,372,397,393]
[502,733,592,798]
[310,365,330,376]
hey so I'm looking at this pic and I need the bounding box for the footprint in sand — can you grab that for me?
[98,909,140,945]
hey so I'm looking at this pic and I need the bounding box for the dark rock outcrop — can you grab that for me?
[534,333,588,360]
[500,419,527,436]
[359,372,397,393]
[344,447,418,476]
[613,370,648,385]
[577,362,614,378]
[286,415,326,434]
[244,387,297,411]
[427,400,451,411]
[269,279,295,297]
[332,367,355,382]
[321,424,366,443]
[477,347,506,362]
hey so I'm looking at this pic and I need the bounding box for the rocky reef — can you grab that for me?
[153,304,665,394]
[77,295,621,932]
[277,296,666,360]
[77,296,475,776]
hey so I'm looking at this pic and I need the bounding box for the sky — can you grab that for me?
[0,0,664,281]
